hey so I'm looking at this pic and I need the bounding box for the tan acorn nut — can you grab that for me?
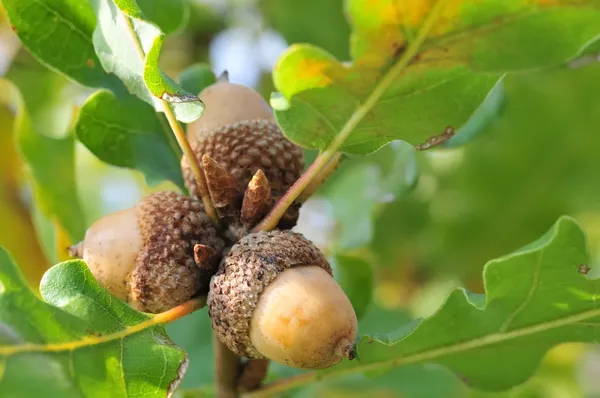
[208,230,358,369]
[181,79,304,229]
[69,191,225,313]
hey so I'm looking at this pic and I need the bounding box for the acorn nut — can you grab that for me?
[208,230,358,369]
[181,78,304,230]
[70,191,225,313]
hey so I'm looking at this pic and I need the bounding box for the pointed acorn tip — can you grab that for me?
[201,153,241,213]
[201,153,216,168]
[241,169,272,225]
[194,244,217,268]
[217,70,229,82]
[249,169,269,190]
[68,242,83,258]
[201,154,237,185]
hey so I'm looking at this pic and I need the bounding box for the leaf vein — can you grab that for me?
[376,70,472,105]
[295,97,340,148]
[499,250,544,332]
[29,0,93,46]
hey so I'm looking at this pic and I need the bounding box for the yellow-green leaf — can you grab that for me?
[273,0,600,153]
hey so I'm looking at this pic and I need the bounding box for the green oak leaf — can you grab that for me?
[272,0,600,153]
[90,0,204,123]
[76,89,185,189]
[0,247,188,397]
[1,0,122,89]
[0,79,86,245]
[312,216,599,392]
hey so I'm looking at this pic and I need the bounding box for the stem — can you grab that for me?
[153,297,206,324]
[238,359,270,392]
[253,0,449,232]
[213,331,241,398]
[162,102,220,225]
[297,153,343,202]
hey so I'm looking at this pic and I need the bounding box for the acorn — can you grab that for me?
[181,76,304,231]
[208,230,358,369]
[69,191,225,313]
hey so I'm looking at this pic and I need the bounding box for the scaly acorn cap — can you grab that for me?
[182,120,304,228]
[208,230,358,369]
[76,191,225,313]
[181,80,304,229]
[208,230,330,357]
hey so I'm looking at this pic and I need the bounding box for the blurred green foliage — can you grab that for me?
[2,0,600,397]
[371,63,600,284]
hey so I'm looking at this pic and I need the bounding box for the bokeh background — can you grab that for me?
[2,1,600,397]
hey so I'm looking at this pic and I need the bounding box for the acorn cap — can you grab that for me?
[130,191,225,313]
[181,119,304,227]
[208,230,331,358]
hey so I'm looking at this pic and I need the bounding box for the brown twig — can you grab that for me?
[237,359,270,393]
[214,331,241,398]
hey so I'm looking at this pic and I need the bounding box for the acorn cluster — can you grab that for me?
[70,77,358,370]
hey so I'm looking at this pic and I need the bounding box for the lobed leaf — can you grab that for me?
[76,90,185,188]
[0,247,188,397]
[90,0,204,123]
[272,0,600,153]
[0,79,86,245]
[319,216,600,391]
